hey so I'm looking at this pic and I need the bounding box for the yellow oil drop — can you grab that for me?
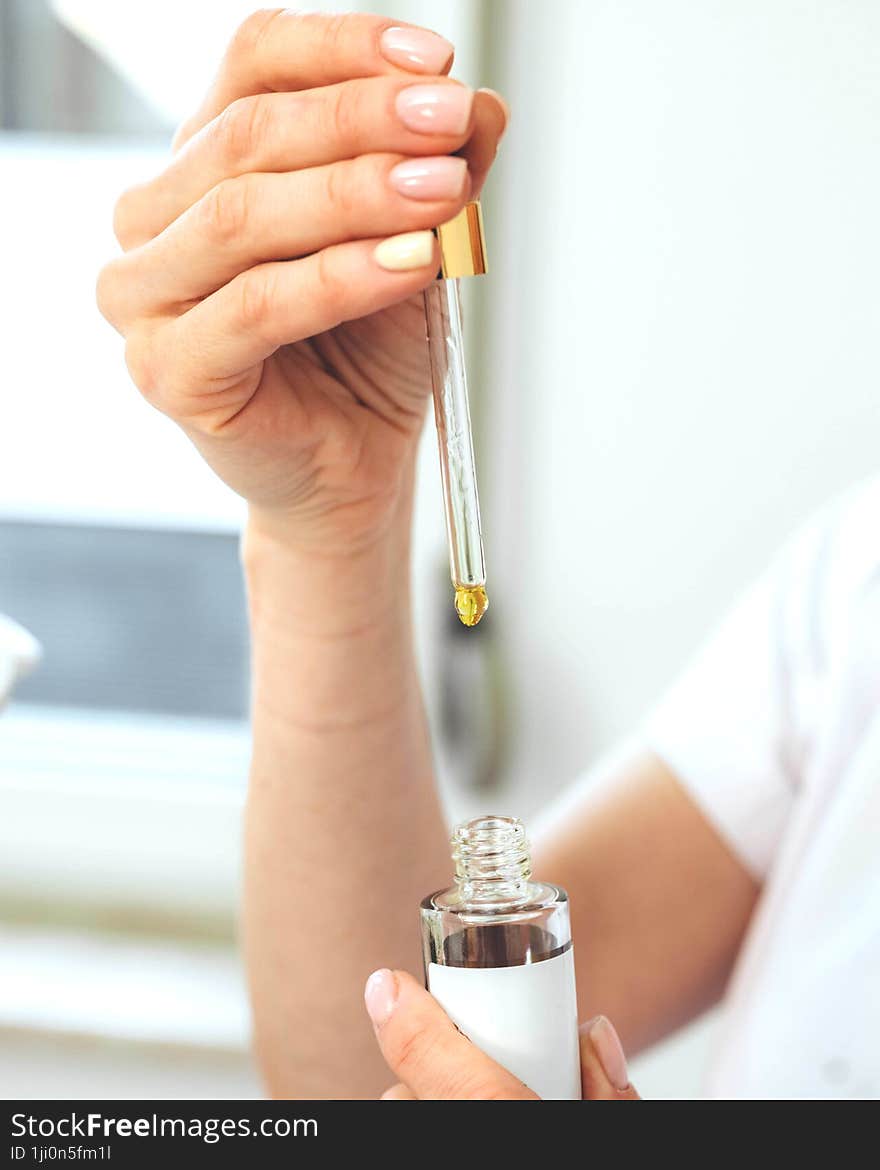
[454,585,489,627]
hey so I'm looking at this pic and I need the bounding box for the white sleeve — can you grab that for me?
[642,515,833,879]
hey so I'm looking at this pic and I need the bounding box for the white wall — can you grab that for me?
[479,0,880,807]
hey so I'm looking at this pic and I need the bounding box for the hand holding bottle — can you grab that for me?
[364,968,642,1100]
[96,10,507,550]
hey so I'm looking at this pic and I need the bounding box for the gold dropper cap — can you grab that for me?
[436,201,488,278]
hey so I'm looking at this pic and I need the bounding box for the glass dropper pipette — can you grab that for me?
[424,201,489,627]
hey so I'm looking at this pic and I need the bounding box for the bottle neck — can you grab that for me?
[452,816,533,906]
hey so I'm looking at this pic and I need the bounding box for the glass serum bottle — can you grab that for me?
[420,816,581,1099]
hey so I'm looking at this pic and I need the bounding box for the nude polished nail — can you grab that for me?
[380,26,454,74]
[389,156,467,201]
[373,230,435,271]
[588,1016,630,1092]
[364,969,398,1025]
[396,84,473,135]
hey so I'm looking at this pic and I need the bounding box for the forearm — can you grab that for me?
[242,491,449,1100]
[534,751,760,1055]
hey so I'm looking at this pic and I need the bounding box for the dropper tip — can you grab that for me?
[454,585,489,627]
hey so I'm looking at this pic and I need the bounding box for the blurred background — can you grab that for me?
[1,0,879,1099]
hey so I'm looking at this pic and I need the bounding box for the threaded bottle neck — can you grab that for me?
[451,815,532,905]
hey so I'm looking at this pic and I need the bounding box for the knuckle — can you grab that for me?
[323,11,354,53]
[388,1025,432,1082]
[314,248,348,318]
[213,95,271,168]
[95,260,122,329]
[197,176,253,245]
[228,8,286,60]
[325,82,359,147]
[124,333,163,404]
[236,268,279,339]
[323,160,359,220]
[112,185,144,249]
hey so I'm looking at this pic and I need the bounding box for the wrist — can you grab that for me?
[242,492,415,643]
[243,494,421,736]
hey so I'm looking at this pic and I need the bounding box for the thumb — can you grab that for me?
[579,1016,641,1100]
[364,968,537,1100]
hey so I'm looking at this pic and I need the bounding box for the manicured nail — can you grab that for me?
[380,26,454,74]
[588,1016,630,1092]
[396,84,473,135]
[389,156,467,201]
[374,230,435,272]
[478,87,511,138]
[364,969,398,1025]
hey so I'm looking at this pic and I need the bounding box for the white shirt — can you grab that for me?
[644,478,880,1099]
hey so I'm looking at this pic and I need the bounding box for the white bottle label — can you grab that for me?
[427,947,581,1100]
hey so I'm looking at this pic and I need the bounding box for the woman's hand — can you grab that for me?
[97,9,507,549]
[364,968,642,1100]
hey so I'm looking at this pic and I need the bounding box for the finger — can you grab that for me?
[175,10,455,151]
[461,88,509,198]
[130,232,441,429]
[107,154,470,321]
[116,77,479,249]
[364,969,538,1101]
[579,1017,641,1101]
[380,1083,417,1101]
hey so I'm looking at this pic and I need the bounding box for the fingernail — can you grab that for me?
[389,156,467,201]
[396,84,474,135]
[374,230,435,272]
[588,1016,630,1092]
[478,87,511,138]
[381,26,454,74]
[364,968,398,1026]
